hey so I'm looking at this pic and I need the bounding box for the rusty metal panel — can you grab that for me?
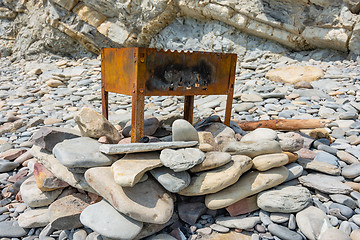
[101,48,138,95]
[139,48,236,96]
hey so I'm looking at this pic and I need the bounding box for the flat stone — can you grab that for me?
[18,208,50,228]
[314,151,339,166]
[345,147,360,159]
[330,194,357,209]
[252,153,289,171]
[80,200,143,240]
[190,152,231,173]
[234,103,255,112]
[53,137,116,168]
[297,158,341,175]
[99,141,198,154]
[172,119,199,142]
[257,186,311,213]
[268,223,303,240]
[351,229,360,240]
[223,140,282,158]
[29,145,95,193]
[0,221,28,237]
[337,151,359,164]
[0,159,19,172]
[34,162,69,191]
[270,212,290,223]
[49,194,90,230]
[32,127,80,152]
[265,66,324,84]
[85,167,173,224]
[150,167,190,193]
[241,94,263,102]
[240,128,277,142]
[296,206,332,240]
[319,228,351,240]
[330,203,354,219]
[0,148,27,160]
[205,166,289,209]
[318,145,338,155]
[74,107,121,143]
[216,216,261,230]
[210,224,230,233]
[285,162,304,182]
[177,202,207,225]
[20,175,62,208]
[160,148,205,172]
[226,195,259,217]
[342,163,360,178]
[299,173,352,194]
[111,152,162,187]
[278,132,304,152]
[178,155,252,196]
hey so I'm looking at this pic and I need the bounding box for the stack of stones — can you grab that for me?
[2,106,360,240]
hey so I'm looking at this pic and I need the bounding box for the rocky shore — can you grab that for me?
[1,50,360,240]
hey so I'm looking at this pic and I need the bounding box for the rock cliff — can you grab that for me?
[0,0,359,59]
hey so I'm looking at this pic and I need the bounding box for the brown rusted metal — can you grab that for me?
[184,96,194,124]
[101,47,237,142]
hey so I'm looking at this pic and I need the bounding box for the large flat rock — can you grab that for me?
[85,167,174,224]
[298,173,352,194]
[205,167,289,209]
[178,155,252,196]
[99,141,198,154]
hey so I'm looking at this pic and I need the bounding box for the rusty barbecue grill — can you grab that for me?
[101,47,237,143]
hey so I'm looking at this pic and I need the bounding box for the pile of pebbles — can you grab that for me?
[1,51,360,240]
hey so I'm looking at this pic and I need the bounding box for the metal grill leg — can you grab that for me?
[131,92,145,143]
[184,96,194,124]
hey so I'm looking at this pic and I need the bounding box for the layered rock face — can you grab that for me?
[0,0,359,59]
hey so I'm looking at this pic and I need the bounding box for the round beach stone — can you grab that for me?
[150,167,191,193]
[205,166,289,209]
[0,159,19,172]
[257,186,311,213]
[18,208,50,228]
[296,206,332,240]
[252,153,289,171]
[0,221,28,238]
[268,223,303,240]
[190,152,231,173]
[216,216,261,230]
[160,148,205,172]
[240,128,277,142]
[20,175,62,208]
[342,163,360,179]
[172,119,199,142]
[319,227,351,240]
[80,200,143,240]
[278,132,304,152]
[178,155,252,196]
